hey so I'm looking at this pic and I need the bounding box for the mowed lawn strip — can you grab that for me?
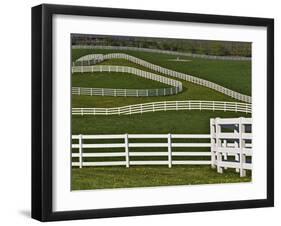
[72,165,251,190]
[72,48,251,95]
[72,111,250,134]
[72,72,171,89]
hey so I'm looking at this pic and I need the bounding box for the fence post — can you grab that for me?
[210,119,216,169]
[234,140,239,172]
[168,133,172,168]
[124,133,130,168]
[79,134,83,168]
[222,139,228,169]
[239,118,246,177]
[215,118,223,173]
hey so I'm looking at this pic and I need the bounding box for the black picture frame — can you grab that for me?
[31,3,274,222]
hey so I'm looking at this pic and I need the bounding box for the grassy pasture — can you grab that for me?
[72,48,251,95]
[71,48,252,190]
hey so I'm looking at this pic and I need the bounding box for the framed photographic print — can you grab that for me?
[31,4,274,221]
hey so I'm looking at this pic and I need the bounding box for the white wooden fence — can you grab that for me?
[72,100,252,116]
[72,117,252,177]
[72,45,251,61]
[72,134,211,168]
[75,53,251,103]
[72,65,183,96]
[72,87,178,97]
[210,117,252,177]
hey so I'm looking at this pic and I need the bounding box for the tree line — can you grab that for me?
[72,34,251,57]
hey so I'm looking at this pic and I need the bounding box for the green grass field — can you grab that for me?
[72,166,251,190]
[72,48,251,95]
[71,46,252,190]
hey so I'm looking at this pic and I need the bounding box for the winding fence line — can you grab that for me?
[72,65,183,97]
[75,53,252,103]
[72,100,252,116]
[73,45,251,61]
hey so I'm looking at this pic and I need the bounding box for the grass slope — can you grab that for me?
[72,48,251,95]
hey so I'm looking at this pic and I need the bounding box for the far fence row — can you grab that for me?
[72,45,251,61]
[72,65,183,96]
[72,87,178,97]
[72,117,252,177]
[72,100,252,116]
[75,53,251,103]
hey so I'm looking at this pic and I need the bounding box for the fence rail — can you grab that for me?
[72,65,182,96]
[72,45,251,61]
[72,133,212,168]
[75,53,251,103]
[72,100,252,116]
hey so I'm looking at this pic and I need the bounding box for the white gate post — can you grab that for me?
[215,118,223,173]
[124,133,130,168]
[79,134,83,168]
[223,139,228,170]
[234,140,239,172]
[239,118,246,177]
[168,133,172,168]
[234,124,240,173]
[210,119,216,169]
